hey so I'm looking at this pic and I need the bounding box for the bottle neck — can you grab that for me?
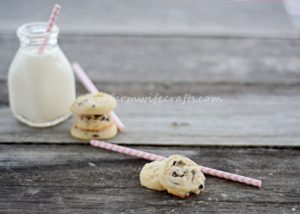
[17,22,59,49]
[19,37,58,49]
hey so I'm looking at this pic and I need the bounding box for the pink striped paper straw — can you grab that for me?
[90,140,262,188]
[39,4,61,53]
[72,62,125,132]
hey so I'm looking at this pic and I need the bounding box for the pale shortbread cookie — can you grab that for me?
[71,92,117,115]
[74,114,113,131]
[159,155,205,198]
[70,123,118,140]
[140,161,165,191]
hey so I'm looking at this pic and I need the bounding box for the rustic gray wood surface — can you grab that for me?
[0,0,296,37]
[1,94,300,146]
[0,0,300,213]
[0,145,299,213]
[1,36,300,146]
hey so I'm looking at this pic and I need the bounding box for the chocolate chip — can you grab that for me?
[172,172,178,177]
[106,118,109,121]
[199,184,204,190]
[178,160,184,165]
[191,170,196,175]
[172,161,176,166]
[92,134,98,138]
[94,115,102,119]
[180,174,184,177]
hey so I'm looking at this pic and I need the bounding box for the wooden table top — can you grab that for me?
[0,0,299,213]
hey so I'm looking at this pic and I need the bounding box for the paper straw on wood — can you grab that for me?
[72,62,125,132]
[200,166,261,188]
[90,140,262,188]
[39,4,61,53]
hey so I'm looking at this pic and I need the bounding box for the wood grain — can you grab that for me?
[1,92,299,146]
[1,29,300,147]
[1,35,300,84]
[0,145,299,213]
[0,0,296,37]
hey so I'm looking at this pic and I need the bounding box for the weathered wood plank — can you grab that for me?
[1,92,300,146]
[0,81,300,108]
[0,145,299,213]
[0,81,299,108]
[1,35,300,85]
[0,0,296,37]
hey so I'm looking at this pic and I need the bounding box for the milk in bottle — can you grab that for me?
[8,22,76,127]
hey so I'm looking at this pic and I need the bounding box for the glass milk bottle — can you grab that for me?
[8,22,76,127]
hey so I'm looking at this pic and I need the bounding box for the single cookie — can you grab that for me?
[70,123,118,140]
[159,155,205,198]
[140,161,165,191]
[71,92,117,115]
[74,114,113,131]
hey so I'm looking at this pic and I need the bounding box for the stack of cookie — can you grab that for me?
[70,92,118,140]
[140,155,205,198]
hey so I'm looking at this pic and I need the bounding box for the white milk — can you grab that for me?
[8,23,76,127]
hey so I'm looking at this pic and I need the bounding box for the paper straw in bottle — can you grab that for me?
[39,4,61,54]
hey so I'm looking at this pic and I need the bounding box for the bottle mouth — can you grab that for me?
[17,22,59,41]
